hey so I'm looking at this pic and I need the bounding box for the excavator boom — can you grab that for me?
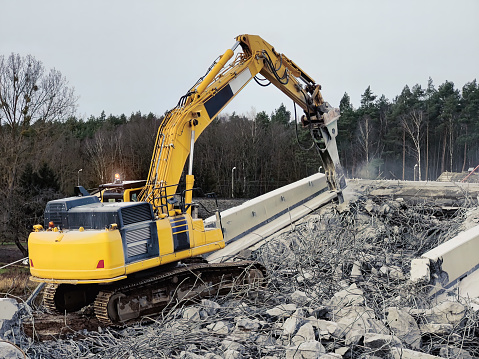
[140,34,345,214]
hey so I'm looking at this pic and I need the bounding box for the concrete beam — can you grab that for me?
[411,224,479,299]
[205,173,337,262]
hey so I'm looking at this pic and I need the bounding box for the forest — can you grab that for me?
[1,53,479,253]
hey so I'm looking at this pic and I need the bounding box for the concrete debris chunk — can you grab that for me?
[0,298,24,344]
[425,301,466,327]
[364,200,375,213]
[333,306,388,345]
[286,340,326,359]
[282,309,305,336]
[419,323,453,336]
[318,354,342,359]
[388,266,405,280]
[235,317,261,331]
[224,349,242,359]
[410,258,431,283]
[255,334,276,346]
[379,266,390,276]
[328,283,365,307]
[291,323,315,346]
[206,321,231,335]
[439,346,473,359]
[350,261,363,280]
[0,299,19,321]
[0,341,24,359]
[291,290,311,305]
[220,340,245,353]
[363,333,402,354]
[205,354,223,359]
[334,347,350,356]
[266,303,297,317]
[180,351,205,359]
[386,307,421,349]
[201,299,221,316]
[183,307,201,321]
[314,319,340,337]
[390,347,442,358]
[296,270,315,283]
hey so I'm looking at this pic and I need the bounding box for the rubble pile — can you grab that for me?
[2,192,479,358]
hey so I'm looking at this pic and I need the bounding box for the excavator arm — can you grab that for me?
[140,34,346,214]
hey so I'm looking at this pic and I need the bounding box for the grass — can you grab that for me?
[0,265,37,300]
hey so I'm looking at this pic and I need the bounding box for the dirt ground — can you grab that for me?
[0,244,26,265]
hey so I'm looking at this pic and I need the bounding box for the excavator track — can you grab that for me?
[93,260,266,326]
[43,283,59,313]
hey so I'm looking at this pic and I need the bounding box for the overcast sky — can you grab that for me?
[2,0,478,120]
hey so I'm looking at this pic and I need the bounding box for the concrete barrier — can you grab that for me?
[205,172,338,262]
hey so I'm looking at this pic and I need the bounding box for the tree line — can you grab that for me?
[1,53,478,253]
[338,79,479,181]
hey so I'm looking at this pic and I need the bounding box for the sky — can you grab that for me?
[1,0,478,120]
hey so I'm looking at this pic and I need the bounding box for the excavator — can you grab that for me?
[28,34,346,325]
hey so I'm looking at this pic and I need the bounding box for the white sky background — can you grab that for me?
[2,0,478,120]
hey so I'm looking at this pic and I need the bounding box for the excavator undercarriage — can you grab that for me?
[43,260,265,325]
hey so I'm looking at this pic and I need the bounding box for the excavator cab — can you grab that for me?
[99,175,146,203]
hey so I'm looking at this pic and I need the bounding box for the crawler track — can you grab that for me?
[41,260,265,327]
[94,260,265,325]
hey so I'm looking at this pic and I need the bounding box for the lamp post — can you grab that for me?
[77,169,83,186]
[231,167,236,198]
[414,164,418,182]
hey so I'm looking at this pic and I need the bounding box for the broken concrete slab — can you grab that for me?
[0,341,24,359]
[363,333,402,355]
[282,309,305,336]
[425,301,466,327]
[235,317,261,331]
[286,340,326,359]
[439,346,473,359]
[0,298,25,346]
[291,290,311,306]
[206,321,231,335]
[266,303,297,317]
[327,283,365,307]
[419,323,453,336]
[386,307,421,349]
[291,323,315,346]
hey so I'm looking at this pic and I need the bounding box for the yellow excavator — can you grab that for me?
[28,34,345,324]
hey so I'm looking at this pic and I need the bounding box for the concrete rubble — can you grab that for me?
[5,181,479,358]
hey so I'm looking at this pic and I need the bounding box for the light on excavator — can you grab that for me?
[48,221,54,229]
[96,260,105,269]
[30,259,34,267]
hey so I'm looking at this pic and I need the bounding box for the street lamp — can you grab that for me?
[414,164,418,182]
[231,167,236,198]
[77,168,83,186]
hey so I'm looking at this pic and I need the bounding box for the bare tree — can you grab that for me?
[0,54,76,130]
[86,129,124,184]
[401,109,424,181]
[357,116,373,177]
[0,53,76,254]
